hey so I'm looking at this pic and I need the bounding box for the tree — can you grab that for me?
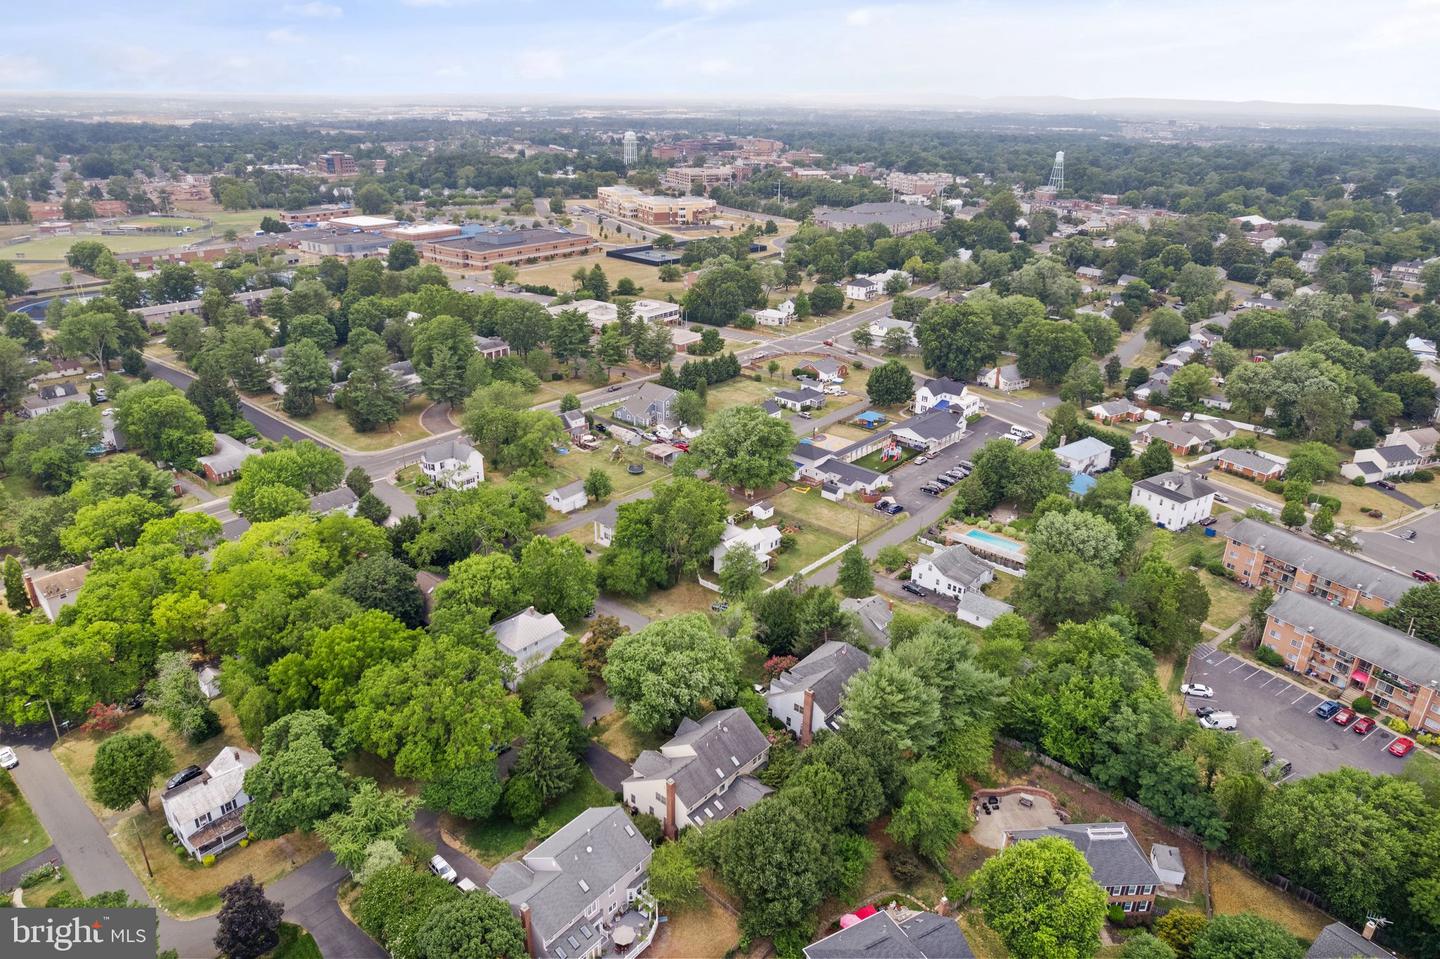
[1076,313,1121,356]
[113,381,213,470]
[689,405,795,494]
[836,546,874,600]
[355,183,391,215]
[0,260,28,296]
[1136,440,1174,478]
[1122,933,1178,959]
[809,284,844,314]
[603,614,742,731]
[341,344,404,433]
[718,545,763,601]
[1285,442,1341,484]
[421,763,503,821]
[386,239,419,271]
[214,876,283,959]
[916,302,998,381]
[242,710,354,838]
[1013,317,1094,386]
[60,494,168,557]
[316,779,419,874]
[1155,911,1209,956]
[713,789,830,942]
[145,651,221,743]
[1190,914,1304,959]
[518,535,597,625]
[842,656,941,754]
[513,711,581,802]
[886,761,972,862]
[1060,358,1105,406]
[1280,500,1306,528]
[1029,509,1122,567]
[867,359,915,407]
[412,893,527,959]
[3,555,30,613]
[1146,308,1190,347]
[345,466,374,498]
[0,336,37,412]
[649,840,702,910]
[673,389,707,427]
[280,338,333,416]
[1167,363,1215,407]
[91,732,173,812]
[972,836,1108,959]
[336,554,426,628]
[491,263,518,287]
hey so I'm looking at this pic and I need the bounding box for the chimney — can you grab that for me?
[935,896,949,917]
[800,688,815,747]
[521,903,538,957]
[663,779,677,841]
[1363,921,1377,941]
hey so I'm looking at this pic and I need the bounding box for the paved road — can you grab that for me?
[1184,643,1414,781]
[1355,507,1440,573]
[270,854,385,959]
[583,743,631,793]
[145,359,313,444]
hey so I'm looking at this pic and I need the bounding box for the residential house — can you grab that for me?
[1130,469,1216,530]
[1406,335,1437,364]
[197,434,259,483]
[840,595,893,647]
[1005,823,1161,917]
[546,480,589,514]
[710,524,782,572]
[1263,591,1440,734]
[888,410,968,454]
[798,459,889,497]
[804,910,974,959]
[1215,448,1286,481]
[613,383,678,428]
[1075,265,1105,283]
[1088,398,1145,424]
[760,399,782,418]
[308,487,359,516]
[1241,292,1285,310]
[23,564,89,623]
[795,358,848,383]
[773,387,827,412]
[1135,419,1232,455]
[1305,923,1395,959]
[473,335,511,360]
[1342,425,1439,483]
[1390,259,1425,285]
[493,606,567,687]
[28,357,84,382]
[1053,436,1114,474]
[162,747,260,860]
[420,438,486,490]
[384,359,423,396]
[766,641,871,745]
[592,501,620,548]
[487,806,655,959]
[911,543,994,598]
[1223,518,1411,611]
[842,276,880,301]
[559,409,588,439]
[622,708,772,836]
[1117,273,1143,287]
[867,316,916,347]
[21,382,90,418]
[198,666,222,700]
[1298,241,1328,274]
[975,363,1029,392]
[914,377,982,416]
[754,307,793,327]
[955,591,1015,629]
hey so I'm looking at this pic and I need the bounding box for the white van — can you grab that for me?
[1199,712,1238,731]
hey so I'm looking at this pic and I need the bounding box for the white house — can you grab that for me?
[420,438,486,490]
[795,358,848,383]
[545,480,589,514]
[162,747,260,860]
[493,606,566,688]
[1053,436,1114,474]
[889,410,968,454]
[976,363,1029,392]
[711,524,782,571]
[867,316,916,346]
[622,708,772,836]
[955,591,1015,629]
[765,641,871,745]
[799,459,889,497]
[911,544,994,598]
[843,276,880,301]
[754,307,793,327]
[486,807,655,959]
[914,377,982,417]
[1407,335,1438,364]
[1341,426,1436,483]
[1130,469,1216,530]
[593,500,620,547]
[773,387,827,412]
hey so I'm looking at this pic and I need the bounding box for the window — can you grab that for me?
[1124,885,1135,896]
[219,800,237,815]
[1122,901,1133,913]
[1141,885,1153,895]
[1136,900,1150,913]
[194,812,212,828]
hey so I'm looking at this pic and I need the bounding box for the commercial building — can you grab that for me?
[329,214,399,231]
[1005,823,1161,917]
[1262,591,1440,733]
[595,186,716,225]
[883,171,955,197]
[622,708,771,836]
[295,229,391,260]
[1223,518,1411,612]
[381,222,463,243]
[814,202,942,237]
[660,166,735,193]
[420,228,595,269]
[319,151,357,177]
[1130,469,1216,530]
[279,205,355,224]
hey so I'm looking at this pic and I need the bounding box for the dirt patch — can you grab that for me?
[651,891,742,959]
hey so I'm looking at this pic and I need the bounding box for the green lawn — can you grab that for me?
[852,445,917,473]
[760,488,889,583]
[0,772,51,871]
[266,923,322,959]
[553,445,670,497]
[1,473,46,503]
[279,397,434,452]
[705,376,781,408]
[463,771,617,866]
[19,865,83,907]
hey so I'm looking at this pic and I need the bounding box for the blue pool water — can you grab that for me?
[963,529,1024,554]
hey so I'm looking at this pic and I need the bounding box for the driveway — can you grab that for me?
[1184,643,1414,780]
[583,744,631,793]
[414,809,491,889]
[271,854,385,959]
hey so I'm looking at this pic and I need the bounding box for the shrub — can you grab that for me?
[1351,476,1367,486]
[1385,717,1411,735]
[202,854,216,867]
[1107,903,1126,924]
[1262,479,1285,495]
[1352,696,1375,715]
[1315,494,1341,512]
[19,864,59,889]
[1412,470,1434,483]
[633,813,664,844]
[176,847,188,859]
[884,846,926,886]
[239,838,250,848]
[1255,645,1284,668]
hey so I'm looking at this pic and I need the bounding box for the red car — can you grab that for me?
[1413,570,1436,583]
[1332,707,1356,726]
[1389,737,1416,758]
[672,441,689,452]
[1351,717,1376,735]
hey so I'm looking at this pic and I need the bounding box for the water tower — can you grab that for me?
[622,131,638,167]
[1047,151,1065,192]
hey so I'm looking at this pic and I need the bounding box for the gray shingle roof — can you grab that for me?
[769,641,870,715]
[1217,448,1285,474]
[1227,518,1412,604]
[486,806,651,949]
[1133,469,1216,505]
[893,410,964,442]
[921,377,969,397]
[922,544,991,588]
[776,387,827,405]
[818,460,884,487]
[1054,436,1113,461]
[804,910,974,959]
[1306,922,1394,958]
[308,487,358,513]
[956,591,1014,621]
[840,595,893,646]
[792,442,833,463]
[624,708,770,810]
[492,606,565,656]
[1008,823,1160,888]
[1267,591,1440,684]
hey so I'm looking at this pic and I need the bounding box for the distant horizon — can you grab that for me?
[9,0,1440,113]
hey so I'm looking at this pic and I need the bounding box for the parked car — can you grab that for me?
[1402,529,1417,541]
[932,476,954,487]
[915,455,929,465]
[1314,700,1342,720]
[1413,570,1436,582]
[1351,717,1376,735]
[1378,480,1397,490]
[94,388,108,402]
[901,583,926,597]
[798,411,813,420]
[429,855,458,883]
[0,746,17,769]
[875,500,904,515]
[1194,705,1217,719]
[84,371,104,381]
[958,460,975,472]
[165,765,203,792]
[1214,493,1229,503]
[1198,517,1217,527]
[1332,707,1356,726]
[1180,683,1214,698]
[1199,712,1237,731]
[607,385,622,392]
[921,485,943,496]
[1389,737,1416,758]
[1263,757,1293,779]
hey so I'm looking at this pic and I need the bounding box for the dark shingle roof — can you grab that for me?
[1008,823,1160,888]
[921,544,991,587]
[624,708,770,810]
[1306,922,1393,958]
[1227,518,1411,603]
[769,641,870,715]
[804,910,974,959]
[1267,591,1440,684]
[1133,469,1215,504]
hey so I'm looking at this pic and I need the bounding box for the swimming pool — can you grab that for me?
[963,529,1025,555]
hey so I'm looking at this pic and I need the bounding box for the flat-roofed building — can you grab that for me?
[814,202,942,237]
[279,205,355,224]
[381,222,462,243]
[596,185,717,225]
[420,229,595,269]
[1223,517,1411,612]
[660,166,735,193]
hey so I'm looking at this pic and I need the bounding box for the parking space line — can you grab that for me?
[1228,662,1248,673]
[1273,684,1289,696]
[1291,694,1308,705]
[1360,728,1379,743]
[1257,676,1275,689]
[1307,700,1326,714]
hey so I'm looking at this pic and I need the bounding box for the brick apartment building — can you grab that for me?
[1263,591,1440,734]
[279,206,356,224]
[419,228,595,270]
[1223,518,1412,612]
[595,186,717,225]
[319,151,357,177]
[660,166,736,193]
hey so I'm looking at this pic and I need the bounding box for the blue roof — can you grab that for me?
[1068,472,1097,495]
[856,411,887,424]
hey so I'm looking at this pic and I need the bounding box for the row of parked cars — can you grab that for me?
[1315,700,1415,756]
[921,461,973,496]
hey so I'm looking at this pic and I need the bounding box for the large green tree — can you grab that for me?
[689,405,795,494]
[91,732,173,812]
[602,614,742,731]
[972,836,1108,959]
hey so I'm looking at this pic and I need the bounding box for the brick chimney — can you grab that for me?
[800,688,815,747]
[663,778,677,840]
[521,903,537,957]
[1363,920,1377,941]
[935,896,949,917]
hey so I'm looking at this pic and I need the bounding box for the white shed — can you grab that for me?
[1150,843,1185,888]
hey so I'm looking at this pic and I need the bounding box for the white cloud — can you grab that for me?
[659,0,744,12]
[844,7,875,26]
[266,27,305,44]
[283,1,342,17]
[0,56,49,88]
[515,48,565,81]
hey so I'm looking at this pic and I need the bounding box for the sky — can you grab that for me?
[7,0,1440,110]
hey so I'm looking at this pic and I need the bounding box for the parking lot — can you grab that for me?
[884,414,1014,510]
[1184,643,1415,780]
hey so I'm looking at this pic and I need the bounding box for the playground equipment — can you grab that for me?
[880,439,902,462]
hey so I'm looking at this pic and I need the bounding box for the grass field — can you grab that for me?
[512,252,688,302]
[19,866,83,907]
[0,208,284,264]
[276,397,434,452]
[461,771,616,866]
[266,923,323,959]
[594,711,667,764]
[760,487,888,583]
[113,216,209,232]
[622,579,718,621]
[1209,858,1331,940]
[0,772,50,871]
[551,444,672,497]
[650,885,741,959]
[705,375,781,409]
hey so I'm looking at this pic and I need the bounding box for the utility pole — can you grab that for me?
[133,817,153,878]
